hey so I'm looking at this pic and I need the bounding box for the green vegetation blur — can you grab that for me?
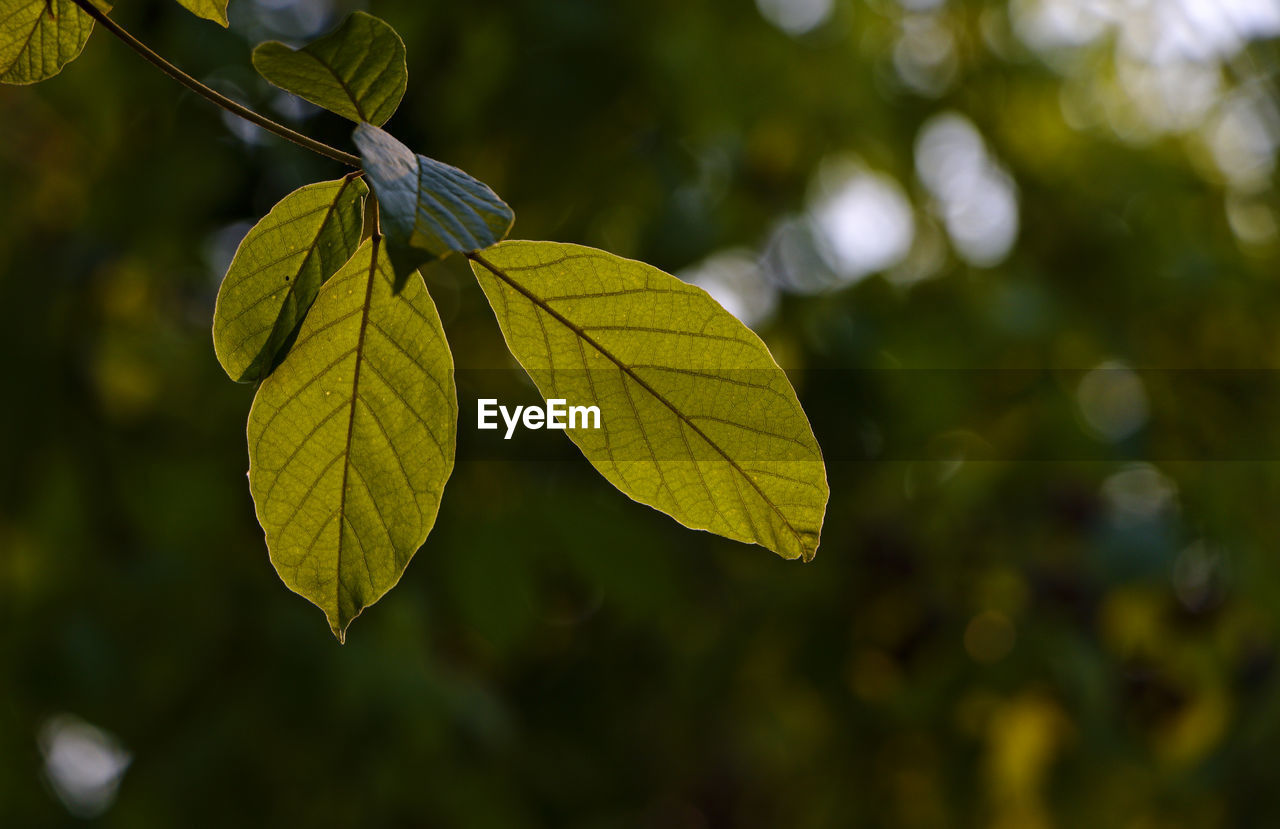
[3,0,1279,825]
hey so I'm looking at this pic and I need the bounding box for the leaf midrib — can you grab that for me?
[333,236,380,631]
[297,45,368,121]
[468,251,812,557]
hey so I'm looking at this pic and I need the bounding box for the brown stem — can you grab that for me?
[68,0,361,167]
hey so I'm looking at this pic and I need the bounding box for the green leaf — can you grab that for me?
[248,237,457,640]
[252,11,407,126]
[172,0,227,27]
[213,176,368,383]
[0,0,95,85]
[469,241,828,561]
[353,122,514,290]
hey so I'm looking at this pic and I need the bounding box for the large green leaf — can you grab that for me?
[0,0,95,85]
[469,241,828,561]
[212,176,367,383]
[248,237,456,640]
[252,11,406,126]
[353,122,514,290]
[172,0,227,27]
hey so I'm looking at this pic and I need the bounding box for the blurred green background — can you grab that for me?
[3,0,1280,825]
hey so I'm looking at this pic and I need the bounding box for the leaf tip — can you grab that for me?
[798,524,823,562]
[329,612,352,643]
[174,0,230,27]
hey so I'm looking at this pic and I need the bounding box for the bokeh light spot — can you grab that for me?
[808,160,916,284]
[915,114,1020,267]
[1076,361,1149,442]
[755,0,834,36]
[38,715,132,819]
[681,249,778,328]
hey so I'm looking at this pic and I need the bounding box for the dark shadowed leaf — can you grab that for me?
[470,241,828,561]
[248,237,457,640]
[353,122,514,290]
[252,11,406,126]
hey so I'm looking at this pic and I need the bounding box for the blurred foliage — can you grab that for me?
[2,0,1279,826]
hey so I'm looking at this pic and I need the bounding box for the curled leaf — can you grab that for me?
[353,122,514,290]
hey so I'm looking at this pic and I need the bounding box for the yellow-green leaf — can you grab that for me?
[252,11,406,126]
[213,176,367,383]
[0,0,95,85]
[469,241,828,561]
[248,237,456,640]
[353,122,514,290]
[172,0,227,27]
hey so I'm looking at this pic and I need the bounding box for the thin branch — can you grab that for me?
[68,0,361,167]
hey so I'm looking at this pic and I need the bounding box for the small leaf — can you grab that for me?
[172,0,227,27]
[0,0,95,85]
[353,122,514,290]
[213,176,367,383]
[252,11,406,126]
[469,241,828,561]
[248,237,457,641]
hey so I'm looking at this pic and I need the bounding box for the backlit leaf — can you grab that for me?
[252,11,406,126]
[248,237,457,640]
[353,122,514,290]
[213,176,367,383]
[0,0,95,85]
[172,0,227,27]
[469,241,828,561]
